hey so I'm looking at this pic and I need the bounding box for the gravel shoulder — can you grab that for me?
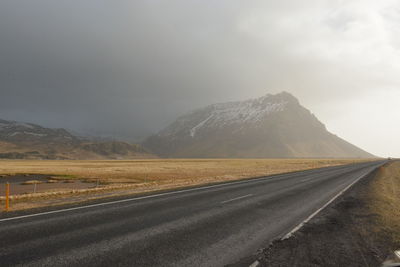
[257,161,399,267]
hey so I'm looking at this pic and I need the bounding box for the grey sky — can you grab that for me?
[1,0,399,156]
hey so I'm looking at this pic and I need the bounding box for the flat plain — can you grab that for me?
[0,158,373,184]
[0,158,372,210]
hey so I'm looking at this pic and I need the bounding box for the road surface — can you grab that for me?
[0,160,386,266]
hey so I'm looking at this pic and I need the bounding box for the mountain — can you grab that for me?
[143,92,374,158]
[0,119,154,159]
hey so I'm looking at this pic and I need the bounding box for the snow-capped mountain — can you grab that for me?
[143,92,373,158]
[160,93,290,139]
[0,119,153,159]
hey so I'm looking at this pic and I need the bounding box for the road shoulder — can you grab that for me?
[257,162,397,267]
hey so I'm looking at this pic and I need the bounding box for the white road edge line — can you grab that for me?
[0,162,381,223]
[221,194,253,204]
[248,164,382,267]
[281,166,380,240]
[0,171,295,223]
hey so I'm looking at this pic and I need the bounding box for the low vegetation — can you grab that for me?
[0,158,369,185]
[367,160,400,247]
[0,158,371,211]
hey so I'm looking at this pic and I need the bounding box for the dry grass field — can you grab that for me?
[0,158,369,185]
[368,160,400,247]
[0,158,371,211]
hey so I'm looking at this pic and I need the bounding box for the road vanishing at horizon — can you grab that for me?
[0,160,386,267]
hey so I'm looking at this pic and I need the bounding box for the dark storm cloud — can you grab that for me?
[0,0,252,138]
[0,0,400,155]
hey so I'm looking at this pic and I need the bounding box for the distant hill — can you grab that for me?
[143,92,374,158]
[0,119,154,159]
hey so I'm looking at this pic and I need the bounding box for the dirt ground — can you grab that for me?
[257,161,399,267]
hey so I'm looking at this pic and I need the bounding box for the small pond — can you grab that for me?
[0,174,97,195]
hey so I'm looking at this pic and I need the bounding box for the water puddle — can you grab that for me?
[0,174,97,195]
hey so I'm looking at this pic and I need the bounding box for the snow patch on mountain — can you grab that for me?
[0,120,35,129]
[190,115,213,137]
[9,132,21,137]
[15,122,34,129]
[23,131,48,137]
[187,98,288,137]
[8,131,48,138]
[209,100,287,124]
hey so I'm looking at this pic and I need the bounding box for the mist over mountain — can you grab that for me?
[143,92,374,158]
[0,119,153,159]
[0,92,375,159]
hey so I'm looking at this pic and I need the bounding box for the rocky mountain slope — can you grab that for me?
[143,92,374,158]
[0,119,153,159]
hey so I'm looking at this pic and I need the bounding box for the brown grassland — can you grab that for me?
[0,158,371,211]
[0,158,371,185]
[368,160,400,247]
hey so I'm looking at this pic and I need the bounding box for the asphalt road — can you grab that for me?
[0,160,386,267]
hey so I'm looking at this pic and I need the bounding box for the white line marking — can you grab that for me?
[281,166,380,240]
[0,162,382,223]
[0,173,291,223]
[301,178,312,182]
[220,194,253,204]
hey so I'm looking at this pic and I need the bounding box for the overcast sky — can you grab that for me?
[1,0,399,157]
